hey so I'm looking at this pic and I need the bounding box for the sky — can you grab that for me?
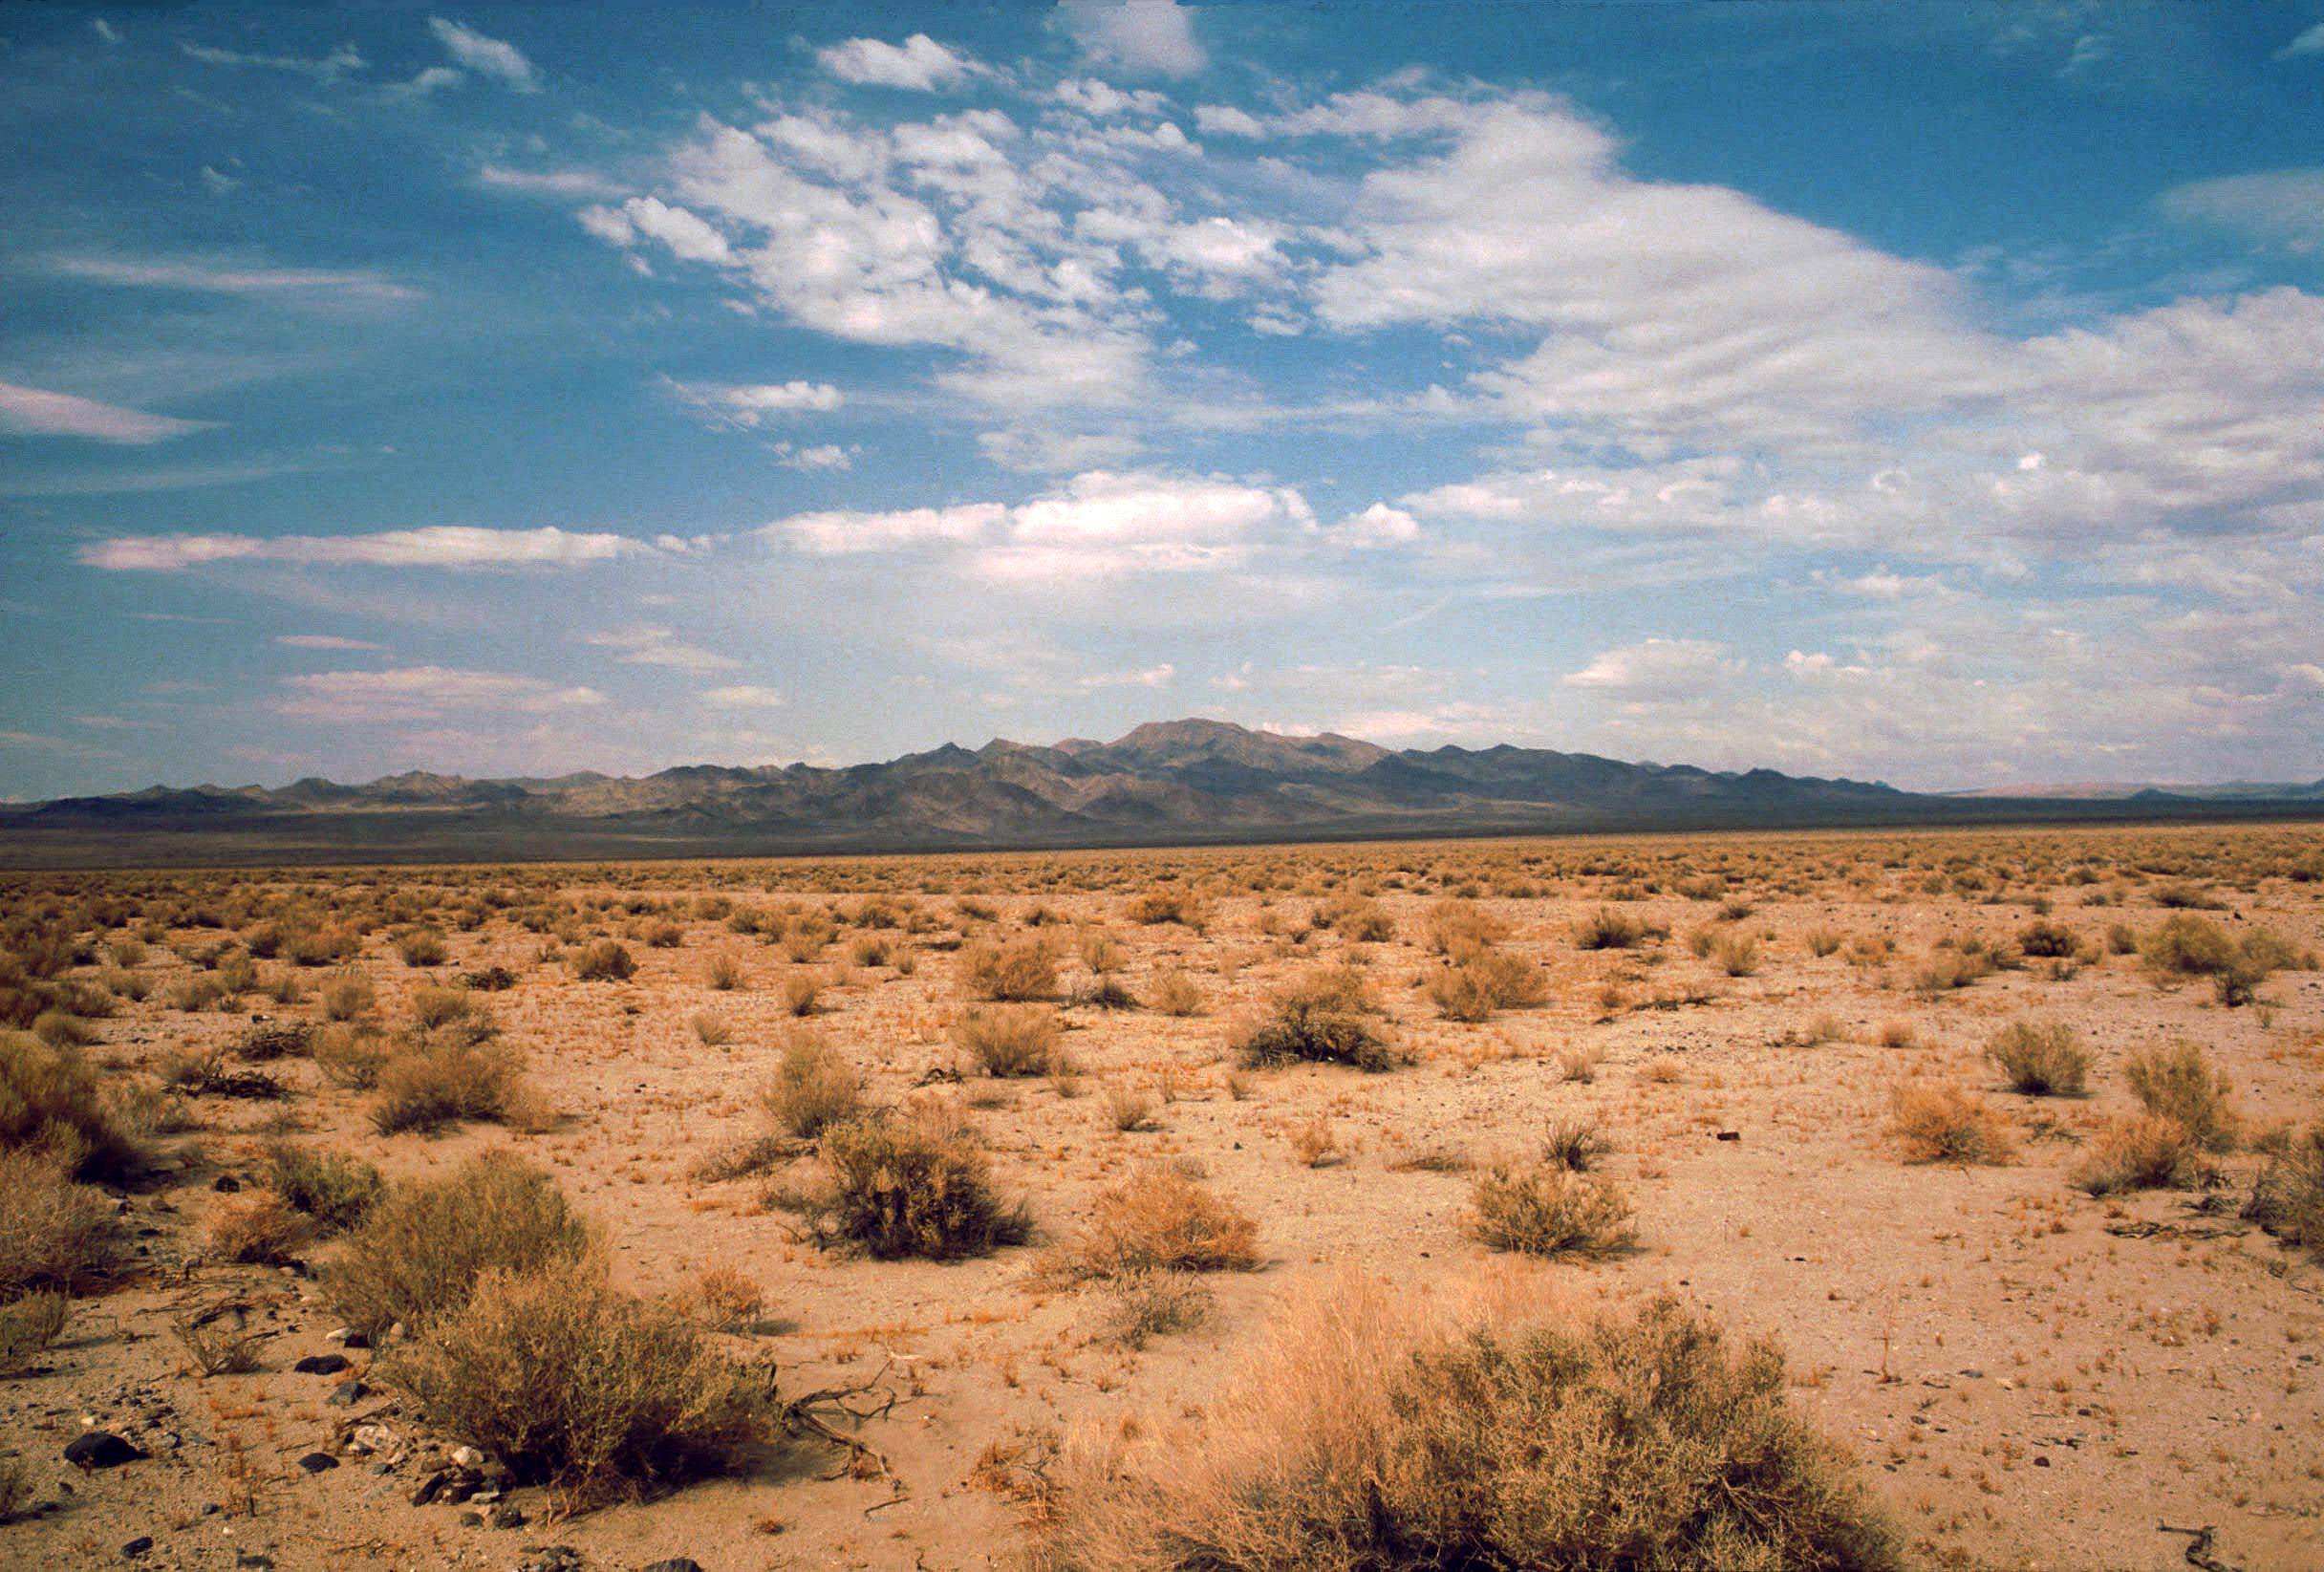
[4,0,2322,800]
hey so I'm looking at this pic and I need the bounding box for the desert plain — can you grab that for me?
[2,819,2321,1572]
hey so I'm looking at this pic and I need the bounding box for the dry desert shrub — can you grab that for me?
[1573,907,1645,950]
[1985,1020,2091,1096]
[1467,1160,1635,1258]
[1541,1115,1612,1173]
[1126,888,1205,927]
[962,937,1059,1001]
[1888,1082,2014,1165]
[0,1029,143,1180]
[1711,932,1759,977]
[0,1148,115,1297]
[2123,1040,2239,1152]
[1425,898,1509,960]
[1055,1168,1259,1280]
[383,1257,776,1504]
[779,970,823,1017]
[264,1141,385,1233]
[955,1004,1065,1077]
[806,1104,1030,1260]
[1427,948,1551,1022]
[372,1036,542,1136]
[678,1263,764,1332]
[204,1190,308,1264]
[396,929,449,967]
[324,1150,591,1336]
[0,1290,67,1374]
[2072,1115,2207,1196]
[1105,1085,1158,1133]
[761,1027,867,1140]
[1235,965,1398,1072]
[1312,894,1395,942]
[2244,1125,2324,1259]
[570,938,636,982]
[705,951,745,991]
[2140,913,2308,1005]
[320,967,374,1022]
[1032,1275,1898,1572]
[312,1022,390,1089]
[1150,969,1204,1017]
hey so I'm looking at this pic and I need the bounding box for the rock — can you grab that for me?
[491,1503,526,1529]
[348,1424,397,1455]
[458,1510,484,1528]
[64,1432,147,1470]
[521,1548,584,1572]
[324,1380,366,1408]
[295,1452,338,1474]
[120,1537,154,1559]
[639,1560,707,1572]
[212,1175,241,1193]
[409,1469,452,1506]
[1714,1130,1740,1142]
[325,1327,369,1349]
[292,1353,349,1376]
[234,1556,274,1570]
[448,1444,483,1468]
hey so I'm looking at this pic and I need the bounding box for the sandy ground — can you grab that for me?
[3,821,2321,1572]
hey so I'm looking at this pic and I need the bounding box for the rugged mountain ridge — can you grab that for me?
[4,718,2313,868]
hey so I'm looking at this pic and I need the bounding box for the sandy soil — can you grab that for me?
[3,821,2321,1572]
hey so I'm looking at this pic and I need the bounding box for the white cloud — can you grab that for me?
[1074,662,1175,690]
[91,19,120,45]
[1055,78,1170,118]
[699,684,787,708]
[0,382,214,443]
[2277,23,2324,58]
[426,17,539,91]
[663,377,844,425]
[274,666,603,722]
[476,164,626,199]
[1192,104,1267,138]
[774,503,1006,554]
[2158,169,2324,250]
[1057,1,1206,76]
[817,33,986,91]
[51,253,421,305]
[276,634,384,651]
[1564,637,1743,697]
[772,442,856,470]
[584,625,742,672]
[180,40,364,79]
[198,165,240,195]
[79,526,647,571]
[1328,502,1419,548]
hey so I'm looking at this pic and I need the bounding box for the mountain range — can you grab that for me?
[2,719,2317,868]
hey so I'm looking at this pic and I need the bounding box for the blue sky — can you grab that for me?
[4,1,2322,798]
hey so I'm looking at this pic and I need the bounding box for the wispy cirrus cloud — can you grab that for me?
[272,665,604,722]
[50,254,422,306]
[584,625,742,672]
[0,381,215,443]
[79,526,651,571]
[180,39,365,80]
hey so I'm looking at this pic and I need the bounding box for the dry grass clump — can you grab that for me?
[2123,1041,2239,1152]
[2072,1115,2207,1196]
[961,936,1060,1002]
[1313,894,1395,942]
[0,1147,115,1297]
[760,1028,867,1139]
[1985,1020,2091,1096]
[1711,932,1759,977]
[806,1104,1030,1260]
[1055,1168,1260,1280]
[779,970,823,1017]
[1235,965,1398,1072]
[396,929,449,967]
[1541,1115,1613,1173]
[1426,949,1551,1022]
[2244,1125,2324,1259]
[954,1004,1065,1077]
[1034,1276,1898,1572]
[324,1150,591,1336]
[312,1022,390,1089]
[1887,1082,2014,1165]
[1096,1269,1213,1349]
[321,967,375,1022]
[705,951,745,991]
[0,1029,143,1180]
[1126,888,1205,928]
[570,938,636,982]
[383,1257,776,1505]
[1467,1160,1635,1258]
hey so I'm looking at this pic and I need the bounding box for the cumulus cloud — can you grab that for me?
[426,18,539,91]
[817,33,986,90]
[273,666,603,722]
[1056,1,1206,76]
[476,165,626,198]
[79,526,647,571]
[0,382,214,443]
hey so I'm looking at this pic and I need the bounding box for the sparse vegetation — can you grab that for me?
[1985,1019,2091,1096]
[1888,1081,2014,1165]
[1235,965,1398,1071]
[1467,1159,1634,1257]
[806,1104,1030,1260]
